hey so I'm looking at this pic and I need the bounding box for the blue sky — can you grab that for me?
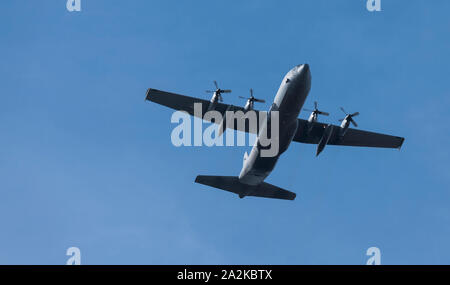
[1,0,449,264]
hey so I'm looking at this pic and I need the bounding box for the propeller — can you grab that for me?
[338,107,360,127]
[205,81,231,102]
[239,88,266,104]
[303,101,330,116]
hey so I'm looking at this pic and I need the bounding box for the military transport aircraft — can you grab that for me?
[145,64,404,201]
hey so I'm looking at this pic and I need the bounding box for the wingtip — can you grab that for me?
[145,88,153,101]
[194,175,203,184]
[398,137,405,150]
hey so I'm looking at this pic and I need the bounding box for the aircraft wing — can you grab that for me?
[293,119,405,148]
[146,88,261,134]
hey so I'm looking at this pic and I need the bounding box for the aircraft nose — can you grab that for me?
[292,64,309,74]
[292,64,310,79]
[302,63,309,73]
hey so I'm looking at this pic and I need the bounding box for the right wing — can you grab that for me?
[293,119,405,149]
[146,88,262,134]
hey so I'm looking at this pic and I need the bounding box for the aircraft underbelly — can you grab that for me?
[239,116,298,185]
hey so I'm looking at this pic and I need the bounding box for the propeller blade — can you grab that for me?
[318,111,330,116]
[338,119,345,122]
[214,80,219,89]
[239,96,247,99]
[206,90,215,93]
[314,101,318,110]
[250,88,253,97]
[350,119,358,127]
[340,107,347,114]
[351,112,360,117]
[303,108,314,112]
[221,89,232,93]
[254,99,266,103]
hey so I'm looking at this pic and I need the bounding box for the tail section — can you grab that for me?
[195,175,296,200]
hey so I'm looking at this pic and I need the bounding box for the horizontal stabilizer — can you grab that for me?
[195,175,296,200]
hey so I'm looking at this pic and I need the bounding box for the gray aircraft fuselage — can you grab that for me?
[239,64,311,186]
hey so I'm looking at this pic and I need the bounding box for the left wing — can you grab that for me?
[146,88,262,134]
[293,119,405,149]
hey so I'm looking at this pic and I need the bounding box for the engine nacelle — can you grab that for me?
[316,124,334,156]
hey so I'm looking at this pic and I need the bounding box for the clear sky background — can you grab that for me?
[1,0,449,264]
